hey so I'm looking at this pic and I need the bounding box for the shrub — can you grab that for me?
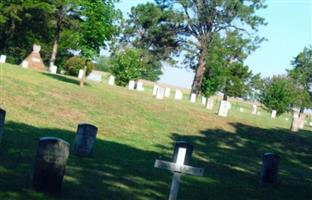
[63,56,93,76]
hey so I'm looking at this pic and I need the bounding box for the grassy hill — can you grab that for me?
[0,64,312,200]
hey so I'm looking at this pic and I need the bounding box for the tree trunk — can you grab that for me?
[191,45,208,95]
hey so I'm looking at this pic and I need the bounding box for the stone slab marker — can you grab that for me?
[190,93,196,103]
[0,108,6,142]
[252,104,257,115]
[128,80,135,90]
[21,61,28,68]
[206,98,214,110]
[174,89,183,100]
[49,65,57,74]
[78,69,84,79]
[271,110,277,118]
[218,100,231,117]
[108,75,115,86]
[156,87,165,100]
[87,71,102,82]
[201,97,207,105]
[260,153,279,186]
[32,137,69,193]
[136,81,144,91]
[239,107,244,112]
[73,123,98,156]
[0,55,6,63]
[165,88,171,97]
[153,84,159,96]
[154,141,204,200]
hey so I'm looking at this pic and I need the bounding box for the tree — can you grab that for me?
[110,48,146,86]
[154,0,266,94]
[260,76,296,116]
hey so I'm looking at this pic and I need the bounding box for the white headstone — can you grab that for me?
[218,100,231,117]
[0,55,6,64]
[128,80,135,90]
[87,71,102,82]
[49,65,57,74]
[153,84,159,96]
[176,148,187,166]
[21,61,28,68]
[201,97,207,105]
[164,88,171,97]
[33,44,41,53]
[239,107,244,112]
[136,81,144,91]
[293,112,299,119]
[252,104,257,115]
[78,69,84,79]
[190,93,196,103]
[206,98,214,110]
[108,75,115,85]
[174,89,183,100]
[309,122,312,127]
[156,87,165,100]
[271,110,277,118]
[285,118,289,121]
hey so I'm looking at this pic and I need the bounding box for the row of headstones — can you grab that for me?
[0,107,98,193]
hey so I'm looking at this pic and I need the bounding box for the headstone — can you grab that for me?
[78,69,84,79]
[108,75,115,86]
[201,97,207,105]
[32,137,69,193]
[285,118,289,121]
[21,61,28,68]
[174,89,183,100]
[0,55,6,64]
[252,104,257,115]
[153,84,159,96]
[309,122,312,127]
[154,141,204,200]
[21,44,46,71]
[165,88,171,97]
[73,123,98,156]
[49,65,57,74]
[239,107,244,112]
[0,108,6,142]
[87,71,102,82]
[218,100,231,117]
[259,153,279,186]
[190,93,196,103]
[156,87,165,100]
[271,110,277,118]
[128,80,135,90]
[206,98,214,110]
[136,81,144,91]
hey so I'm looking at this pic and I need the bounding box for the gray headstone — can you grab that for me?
[260,153,279,186]
[252,104,257,115]
[32,137,69,193]
[73,123,98,156]
[87,71,102,82]
[128,80,135,90]
[218,100,231,117]
[0,108,6,142]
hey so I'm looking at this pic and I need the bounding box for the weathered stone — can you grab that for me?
[87,71,102,82]
[218,100,231,117]
[174,90,183,100]
[128,80,135,90]
[32,137,69,193]
[21,61,28,68]
[165,88,171,97]
[260,153,279,186]
[136,81,144,91]
[78,69,84,79]
[153,84,159,96]
[156,87,165,100]
[49,65,57,74]
[73,123,98,156]
[0,108,6,142]
[252,104,257,115]
[206,98,214,110]
[108,75,115,86]
[0,55,6,64]
[201,97,207,105]
[190,93,196,103]
[271,110,277,118]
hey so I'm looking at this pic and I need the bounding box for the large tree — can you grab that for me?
[155,0,266,94]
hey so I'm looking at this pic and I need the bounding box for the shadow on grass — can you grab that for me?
[41,73,91,87]
[0,121,168,200]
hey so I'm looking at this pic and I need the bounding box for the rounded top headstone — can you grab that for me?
[78,123,98,130]
[39,137,69,146]
[33,44,41,53]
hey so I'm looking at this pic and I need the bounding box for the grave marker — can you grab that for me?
[206,98,214,110]
[49,65,57,74]
[239,107,244,112]
[21,61,28,68]
[201,97,207,105]
[108,75,115,86]
[174,89,183,100]
[73,123,98,156]
[260,153,279,186]
[190,93,196,103]
[154,141,204,200]
[218,100,231,117]
[128,80,135,90]
[78,69,84,79]
[165,88,171,97]
[0,108,6,142]
[136,81,144,91]
[252,104,257,115]
[153,84,159,96]
[32,137,69,193]
[156,87,165,100]
[0,55,6,64]
[87,71,102,83]
[271,110,277,118]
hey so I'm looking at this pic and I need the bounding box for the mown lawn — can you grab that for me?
[0,64,312,200]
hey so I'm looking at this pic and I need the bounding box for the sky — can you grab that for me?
[115,0,312,89]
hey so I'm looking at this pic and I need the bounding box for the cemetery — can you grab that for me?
[0,0,311,200]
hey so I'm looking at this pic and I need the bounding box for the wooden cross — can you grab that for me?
[154,142,204,200]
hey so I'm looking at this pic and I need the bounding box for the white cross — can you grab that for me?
[154,146,204,200]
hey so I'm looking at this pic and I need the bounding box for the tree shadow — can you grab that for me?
[158,123,312,200]
[0,121,169,200]
[41,73,91,87]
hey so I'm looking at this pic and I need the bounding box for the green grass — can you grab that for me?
[0,64,312,200]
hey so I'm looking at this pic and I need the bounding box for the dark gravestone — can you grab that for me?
[172,141,193,165]
[260,153,279,185]
[0,108,6,142]
[73,123,98,156]
[32,137,70,193]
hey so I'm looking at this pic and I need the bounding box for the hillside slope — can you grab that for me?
[0,64,311,200]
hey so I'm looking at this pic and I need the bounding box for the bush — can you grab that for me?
[63,56,93,76]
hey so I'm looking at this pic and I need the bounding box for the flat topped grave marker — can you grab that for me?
[0,55,6,64]
[73,123,98,157]
[0,108,6,142]
[154,141,204,200]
